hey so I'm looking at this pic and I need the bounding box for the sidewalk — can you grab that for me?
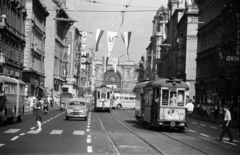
[192,113,239,129]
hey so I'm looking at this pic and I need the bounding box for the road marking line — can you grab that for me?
[223,137,240,142]
[211,126,217,129]
[73,130,84,135]
[50,130,63,134]
[87,125,90,128]
[11,136,19,141]
[88,122,90,125]
[4,129,20,133]
[192,122,197,124]
[200,124,206,126]
[87,138,91,143]
[30,127,35,130]
[87,129,90,132]
[188,130,196,133]
[200,133,209,137]
[0,144,5,147]
[87,146,92,153]
[87,135,91,138]
[223,141,237,146]
[19,133,25,136]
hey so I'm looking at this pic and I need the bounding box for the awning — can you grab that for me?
[53,17,77,22]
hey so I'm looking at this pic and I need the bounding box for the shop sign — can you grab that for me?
[81,31,87,70]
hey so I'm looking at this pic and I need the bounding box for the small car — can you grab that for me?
[65,99,89,121]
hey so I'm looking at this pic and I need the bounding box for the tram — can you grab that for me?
[135,78,189,131]
[94,84,111,112]
[0,76,25,126]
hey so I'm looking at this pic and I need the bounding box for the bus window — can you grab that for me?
[107,92,110,99]
[162,90,169,106]
[177,90,185,106]
[97,92,100,99]
[124,96,128,100]
[129,97,135,100]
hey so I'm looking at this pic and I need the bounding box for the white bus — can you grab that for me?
[112,93,136,109]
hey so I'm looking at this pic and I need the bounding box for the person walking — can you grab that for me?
[216,105,233,142]
[185,99,194,127]
[34,96,43,131]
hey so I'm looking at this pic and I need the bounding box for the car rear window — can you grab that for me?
[69,101,86,106]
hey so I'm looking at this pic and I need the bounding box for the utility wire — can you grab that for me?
[80,0,159,8]
[64,9,158,12]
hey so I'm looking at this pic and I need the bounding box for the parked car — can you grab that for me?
[65,98,89,121]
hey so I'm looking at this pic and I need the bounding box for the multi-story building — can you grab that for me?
[44,0,76,97]
[195,0,239,114]
[22,0,49,97]
[62,26,82,97]
[0,0,26,81]
[158,0,198,100]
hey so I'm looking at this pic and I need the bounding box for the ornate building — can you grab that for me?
[22,0,49,97]
[0,0,27,80]
[195,0,240,112]
[93,59,138,93]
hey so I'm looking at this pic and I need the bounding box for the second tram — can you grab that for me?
[135,78,189,131]
[94,85,111,112]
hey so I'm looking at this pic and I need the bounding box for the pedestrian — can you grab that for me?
[185,99,194,127]
[34,96,43,131]
[216,105,233,142]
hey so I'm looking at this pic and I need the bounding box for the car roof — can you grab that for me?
[68,98,86,102]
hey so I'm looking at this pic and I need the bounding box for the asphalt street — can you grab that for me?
[0,107,239,155]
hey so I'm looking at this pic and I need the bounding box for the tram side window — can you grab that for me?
[162,90,169,106]
[97,92,100,99]
[177,90,185,106]
[107,92,110,99]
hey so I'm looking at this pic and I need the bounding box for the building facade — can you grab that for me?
[44,0,76,97]
[195,0,239,116]
[0,0,26,80]
[22,0,49,97]
[93,59,138,93]
[62,26,81,97]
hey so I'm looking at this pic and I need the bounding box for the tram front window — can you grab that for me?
[162,90,169,106]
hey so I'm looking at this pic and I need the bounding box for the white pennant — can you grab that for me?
[107,31,118,57]
[112,57,119,73]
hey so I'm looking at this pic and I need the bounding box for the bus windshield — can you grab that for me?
[60,92,73,98]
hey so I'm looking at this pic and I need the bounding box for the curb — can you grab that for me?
[192,115,239,129]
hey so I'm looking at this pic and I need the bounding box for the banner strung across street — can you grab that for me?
[94,28,104,52]
[121,31,132,56]
[107,31,118,57]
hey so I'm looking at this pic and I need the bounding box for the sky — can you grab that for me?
[65,0,169,63]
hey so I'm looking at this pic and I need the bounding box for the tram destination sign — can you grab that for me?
[226,56,239,61]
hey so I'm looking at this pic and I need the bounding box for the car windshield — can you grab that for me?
[69,101,86,106]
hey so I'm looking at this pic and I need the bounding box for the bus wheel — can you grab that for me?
[0,114,4,126]
[17,107,24,122]
[117,104,122,109]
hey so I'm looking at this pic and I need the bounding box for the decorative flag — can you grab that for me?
[95,28,104,52]
[102,56,109,73]
[112,57,119,73]
[107,31,118,57]
[121,31,132,56]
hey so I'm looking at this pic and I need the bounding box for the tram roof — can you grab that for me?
[0,76,25,85]
[146,78,189,88]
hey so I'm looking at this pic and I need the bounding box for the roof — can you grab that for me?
[0,76,25,85]
[146,78,189,89]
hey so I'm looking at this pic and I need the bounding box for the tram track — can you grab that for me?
[104,109,239,155]
[96,112,165,155]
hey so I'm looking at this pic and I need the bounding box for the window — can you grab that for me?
[162,89,169,106]
[97,92,100,99]
[177,90,185,106]
[129,97,135,100]
[124,96,129,100]
[107,92,110,99]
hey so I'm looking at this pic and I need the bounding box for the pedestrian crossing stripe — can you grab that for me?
[73,130,84,135]
[4,129,20,133]
[27,130,41,134]
[50,130,63,134]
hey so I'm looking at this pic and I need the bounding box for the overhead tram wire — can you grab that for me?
[80,0,160,8]
[64,9,158,12]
